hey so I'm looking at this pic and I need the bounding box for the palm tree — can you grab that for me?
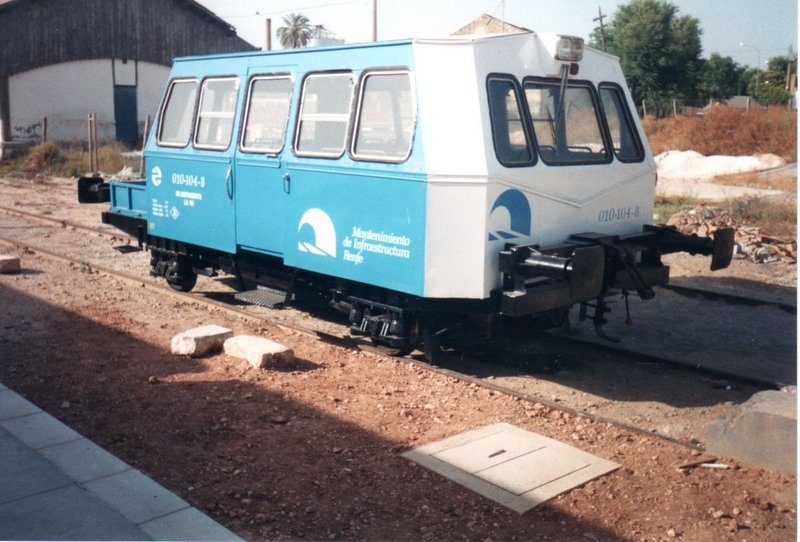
[277,13,312,49]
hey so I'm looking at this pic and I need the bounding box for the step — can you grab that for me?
[234,286,291,308]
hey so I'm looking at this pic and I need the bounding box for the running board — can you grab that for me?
[234,286,293,308]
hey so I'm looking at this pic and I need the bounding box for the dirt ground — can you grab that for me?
[0,175,796,541]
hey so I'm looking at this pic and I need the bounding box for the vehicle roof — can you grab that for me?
[172,31,617,66]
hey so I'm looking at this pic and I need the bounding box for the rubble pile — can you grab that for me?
[666,206,797,264]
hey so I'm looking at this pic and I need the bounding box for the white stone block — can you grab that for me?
[0,255,21,274]
[223,335,294,369]
[171,325,233,357]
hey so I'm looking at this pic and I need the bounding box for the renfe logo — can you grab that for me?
[488,189,531,241]
[298,208,337,257]
[151,166,162,187]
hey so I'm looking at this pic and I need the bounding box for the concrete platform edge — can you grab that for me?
[0,384,243,541]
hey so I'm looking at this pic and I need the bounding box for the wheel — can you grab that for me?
[165,257,197,292]
[166,271,197,292]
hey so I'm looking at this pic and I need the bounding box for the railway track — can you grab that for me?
[1,203,786,450]
[0,231,713,451]
[3,201,793,367]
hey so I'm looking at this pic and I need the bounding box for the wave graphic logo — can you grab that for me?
[297,208,337,257]
[488,189,531,241]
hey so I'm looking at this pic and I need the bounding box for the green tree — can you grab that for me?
[277,13,312,49]
[590,0,703,115]
[755,56,794,106]
[698,53,746,102]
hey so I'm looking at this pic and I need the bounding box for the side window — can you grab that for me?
[241,75,293,154]
[524,79,609,165]
[487,76,534,167]
[194,77,239,150]
[295,72,355,158]
[157,79,198,147]
[599,84,644,162]
[352,70,415,162]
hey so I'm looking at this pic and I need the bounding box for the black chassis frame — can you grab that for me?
[101,211,734,346]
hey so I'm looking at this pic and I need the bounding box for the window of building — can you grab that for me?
[524,79,609,165]
[599,83,644,162]
[352,71,415,162]
[487,76,535,166]
[241,76,293,154]
[295,72,355,158]
[194,77,239,150]
[157,79,198,147]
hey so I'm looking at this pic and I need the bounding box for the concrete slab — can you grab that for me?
[402,422,619,514]
[706,389,797,474]
[0,255,20,274]
[84,468,191,524]
[433,432,544,473]
[1,411,82,450]
[0,426,72,504]
[140,506,242,541]
[224,334,294,369]
[39,437,131,483]
[476,447,590,496]
[0,383,243,541]
[0,389,41,420]
[0,484,149,541]
[171,324,233,357]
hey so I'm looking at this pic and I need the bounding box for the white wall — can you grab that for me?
[8,59,170,143]
[137,62,171,129]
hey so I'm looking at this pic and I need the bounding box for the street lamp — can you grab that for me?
[740,42,761,100]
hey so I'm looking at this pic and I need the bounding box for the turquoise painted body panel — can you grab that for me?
[141,41,427,296]
[109,180,147,219]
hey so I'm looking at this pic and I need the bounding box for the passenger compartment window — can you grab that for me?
[524,79,609,165]
[157,79,198,147]
[599,83,644,162]
[194,77,239,150]
[352,71,415,162]
[295,72,355,158]
[241,75,293,154]
[487,76,534,167]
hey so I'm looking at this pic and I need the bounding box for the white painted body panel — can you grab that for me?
[413,33,656,299]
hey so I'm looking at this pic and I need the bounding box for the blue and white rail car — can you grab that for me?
[80,32,733,355]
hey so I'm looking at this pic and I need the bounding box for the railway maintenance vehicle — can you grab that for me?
[79,32,733,358]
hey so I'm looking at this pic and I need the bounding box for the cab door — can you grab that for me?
[147,77,239,254]
[234,73,295,256]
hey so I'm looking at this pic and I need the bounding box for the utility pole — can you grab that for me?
[593,6,607,52]
[786,45,796,91]
[372,0,377,42]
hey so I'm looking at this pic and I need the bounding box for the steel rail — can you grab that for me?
[0,208,785,448]
[0,232,717,452]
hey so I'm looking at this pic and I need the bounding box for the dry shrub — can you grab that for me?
[732,197,797,240]
[22,142,64,176]
[20,142,128,178]
[644,107,797,161]
[711,172,796,193]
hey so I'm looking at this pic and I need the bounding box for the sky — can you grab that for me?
[196,0,797,68]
